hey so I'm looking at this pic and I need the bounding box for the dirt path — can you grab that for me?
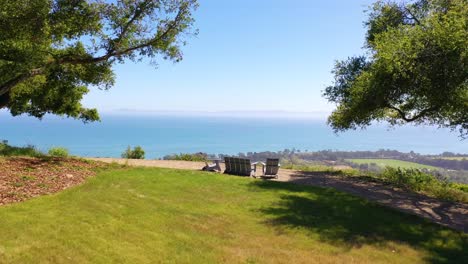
[89,158,468,232]
[90,158,207,170]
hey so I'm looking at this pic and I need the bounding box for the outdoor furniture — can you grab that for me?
[260,158,280,178]
[224,157,257,176]
[202,158,222,172]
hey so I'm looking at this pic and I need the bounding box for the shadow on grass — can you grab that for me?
[251,180,468,264]
[283,170,467,231]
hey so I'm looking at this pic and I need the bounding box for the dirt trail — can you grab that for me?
[89,158,468,232]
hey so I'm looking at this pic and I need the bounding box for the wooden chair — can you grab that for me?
[224,157,257,176]
[239,158,256,176]
[202,159,222,172]
[260,158,280,178]
[232,157,240,174]
[224,157,233,174]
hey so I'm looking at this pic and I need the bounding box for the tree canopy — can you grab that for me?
[0,0,198,121]
[323,0,468,137]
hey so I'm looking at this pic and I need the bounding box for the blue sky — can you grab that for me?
[83,0,374,117]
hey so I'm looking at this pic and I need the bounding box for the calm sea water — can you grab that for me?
[1,114,466,158]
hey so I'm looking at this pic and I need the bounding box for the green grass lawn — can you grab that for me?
[0,167,466,263]
[346,159,439,170]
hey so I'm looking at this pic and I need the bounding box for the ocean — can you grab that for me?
[1,114,466,158]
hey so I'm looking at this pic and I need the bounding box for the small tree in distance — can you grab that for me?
[122,146,145,159]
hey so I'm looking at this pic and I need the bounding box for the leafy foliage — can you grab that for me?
[380,167,436,191]
[122,146,145,159]
[324,0,468,137]
[163,152,208,161]
[0,140,43,157]
[0,0,198,121]
[48,147,69,157]
[452,183,468,193]
[373,167,468,202]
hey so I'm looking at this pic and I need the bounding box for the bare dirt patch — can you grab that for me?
[0,157,105,206]
[89,157,206,170]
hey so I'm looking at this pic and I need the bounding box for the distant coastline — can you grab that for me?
[2,114,466,158]
[97,109,332,120]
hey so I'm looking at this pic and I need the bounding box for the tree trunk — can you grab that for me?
[0,93,9,109]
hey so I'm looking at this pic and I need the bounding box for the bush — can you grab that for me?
[377,167,468,203]
[450,183,468,193]
[48,147,69,157]
[122,146,145,159]
[0,140,43,157]
[379,167,435,191]
[163,152,208,162]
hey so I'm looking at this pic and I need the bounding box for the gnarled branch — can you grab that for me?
[387,104,437,122]
[404,7,421,25]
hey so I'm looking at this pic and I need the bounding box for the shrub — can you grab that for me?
[426,184,468,203]
[450,183,468,193]
[163,152,208,162]
[377,167,468,203]
[48,147,69,157]
[0,140,43,157]
[122,146,145,159]
[379,167,435,191]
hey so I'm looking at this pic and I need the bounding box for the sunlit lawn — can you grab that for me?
[0,167,466,263]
